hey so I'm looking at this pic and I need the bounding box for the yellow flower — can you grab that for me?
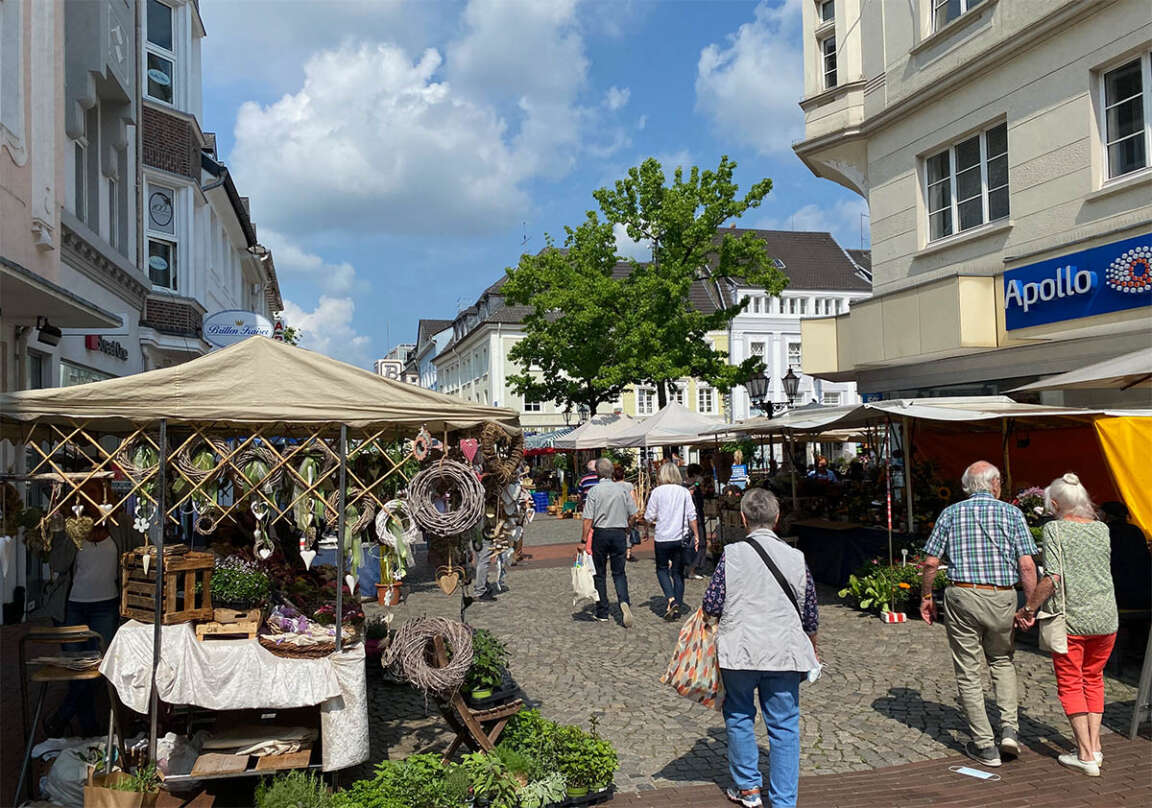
[898,582,911,589]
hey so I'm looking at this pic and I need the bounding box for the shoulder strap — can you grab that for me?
[741,537,802,621]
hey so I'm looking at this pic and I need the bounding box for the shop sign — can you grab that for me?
[84,335,128,360]
[203,310,273,348]
[1003,233,1151,330]
[375,360,403,380]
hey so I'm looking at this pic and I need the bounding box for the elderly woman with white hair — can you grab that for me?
[643,461,700,620]
[1016,473,1117,777]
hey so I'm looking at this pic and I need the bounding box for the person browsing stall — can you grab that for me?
[919,461,1038,768]
[581,458,637,627]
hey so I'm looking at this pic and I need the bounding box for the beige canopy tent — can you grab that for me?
[606,402,721,448]
[0,336,518,437]
[553,413,637,450]
[1008,348,1152,393]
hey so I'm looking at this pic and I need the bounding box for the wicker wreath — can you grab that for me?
[375,499,420,546]
[115,435,162,478]
[230,444,286,493]
[408,460,485,536]
[325,486,377,536]
[412,427,433,462]
[382,618,473,696]
[479,422,524,484]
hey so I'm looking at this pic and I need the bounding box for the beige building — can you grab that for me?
[796,0,1151,405]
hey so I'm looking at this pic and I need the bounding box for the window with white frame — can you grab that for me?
[787,341,802,370]
[749,340,765,357]
[523,400,542,412]
[822,391,841,406]
[637,387,656,416]
[819,0,835,23]
[820,35,837,89]
[925,121,1008,242]
[1101,55,1150,180]
[146,183,177,289]
[145,0,175,104]
[671,384,686,406]
[933,0,984,32]
[697,385,716,414]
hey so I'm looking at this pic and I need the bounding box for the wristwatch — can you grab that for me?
[1021,605,1035,617]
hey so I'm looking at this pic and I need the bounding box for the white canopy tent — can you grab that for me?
[1008,348,1152,393]
[552,413,637,450]
[605,402,721,448]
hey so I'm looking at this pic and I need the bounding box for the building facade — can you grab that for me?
[374,343,417,383]
[411,319,452,390]
[796,0,1152,406]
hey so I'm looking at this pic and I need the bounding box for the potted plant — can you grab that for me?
[86,763,161,808]
[465,629,511,702]
[554,724,602,798]
[212,556,270,616]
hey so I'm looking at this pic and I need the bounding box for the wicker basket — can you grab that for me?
[258,629,360,659]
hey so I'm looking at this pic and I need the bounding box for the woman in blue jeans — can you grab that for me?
[643,462,699,620]
[703,488,820,808]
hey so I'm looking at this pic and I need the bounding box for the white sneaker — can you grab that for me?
[1094,751,1103,766]
[1058,753,1100,776]
[620,602,633,628]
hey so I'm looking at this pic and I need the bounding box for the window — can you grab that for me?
[523,400,542,412]
[822,391,841,406]
[145,0,175,104]
[107,178,118,249]
[749,340,765,357]
[697,385,715,414]
[637,388,656,416]
[671,384,686,406]
[799,298,808,315]
[27,350,47,390]
[933,0,984,32]
[819,0,834,23]
[787,341,802,370]
[821,36,837,89]
[74,141,87,220]
[1102,56,1150,179]
[60,360,113,388]
[925,121,1008,242]
[146,183,177,289]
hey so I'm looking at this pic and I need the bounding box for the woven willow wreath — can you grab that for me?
[408,460,485,536]
[479,422,524,484]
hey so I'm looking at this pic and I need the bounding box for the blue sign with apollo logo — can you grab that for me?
[1003,233,1151,330]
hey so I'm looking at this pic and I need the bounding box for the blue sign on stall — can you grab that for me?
[1003,232,1151,330]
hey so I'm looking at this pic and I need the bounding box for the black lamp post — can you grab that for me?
[563,407,572,426]
[781,367,800,404]
[578,404,591,423]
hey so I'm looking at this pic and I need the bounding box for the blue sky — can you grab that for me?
[199,0,867,367]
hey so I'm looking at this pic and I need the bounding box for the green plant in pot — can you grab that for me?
[461,752,520,808]
[466,628,510,701]
[213,556,271,610]
[554,724,604,797]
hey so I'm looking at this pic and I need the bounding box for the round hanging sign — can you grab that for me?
[147,68,171,86]
[203,309,274,348]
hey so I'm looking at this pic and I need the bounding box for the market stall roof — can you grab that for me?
[606,402,721,448]
[1008,348,1152,393]
[524,427,576,455]
[0,336,519,436]
[553,413,637,450]
[705,404,862,437]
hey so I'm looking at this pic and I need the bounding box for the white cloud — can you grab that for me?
[279,296,373,368]
[695,0,804,154]
[757,196,870,249]
[262,230,358,295]
[636,114,647,130]
[604,86,630,110]
[613,222,651,261]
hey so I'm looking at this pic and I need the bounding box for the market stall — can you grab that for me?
[0,337,520,800]
[605,402,720,449]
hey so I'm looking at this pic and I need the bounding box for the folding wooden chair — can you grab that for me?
[432,636,523,762]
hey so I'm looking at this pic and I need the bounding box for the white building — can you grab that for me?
[795,0,1151,405]
[728,231,872,420]
[411,319,453,390]
[374,343,417,383]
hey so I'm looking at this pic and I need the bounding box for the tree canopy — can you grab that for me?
[503,155,787,416]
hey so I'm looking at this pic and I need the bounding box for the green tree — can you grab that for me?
[502,215,638,416]
[596,156,787,406]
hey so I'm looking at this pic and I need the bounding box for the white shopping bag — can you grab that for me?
[571,551,599,607]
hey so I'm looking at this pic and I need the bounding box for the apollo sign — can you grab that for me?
[203,310,273,348]
[1003,234,1150,330]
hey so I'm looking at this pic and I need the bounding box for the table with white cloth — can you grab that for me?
[99,620,368,772]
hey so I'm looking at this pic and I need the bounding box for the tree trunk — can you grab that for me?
[656,381,668,409]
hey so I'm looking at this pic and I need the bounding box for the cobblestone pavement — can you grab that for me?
[361,523,1143,792]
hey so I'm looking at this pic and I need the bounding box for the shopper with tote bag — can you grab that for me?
[1016,473,1118,777]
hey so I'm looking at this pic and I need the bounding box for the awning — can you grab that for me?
[1,256,121,328]
[605,402,721,448]
[1009,348,1152,393]
[524,427,576,452]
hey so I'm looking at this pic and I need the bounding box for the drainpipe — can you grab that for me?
[135,0,144,334]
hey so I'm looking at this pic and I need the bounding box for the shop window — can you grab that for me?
[60,360,113,387]
[819,0,835,23]
[698,385,715,414]
[924,121,1009,242]
[145,0,175,104]
[787,342,802,371]
[637,388,656,416]
[1101,55,1150,180]
[27,350,47,390]
[821,35,837,89]
[933,0,984,32]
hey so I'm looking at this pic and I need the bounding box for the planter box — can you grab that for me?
[561,784,614,806]
[84,772,158,808]
[881,611,907,624]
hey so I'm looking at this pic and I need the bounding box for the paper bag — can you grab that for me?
[84,771,157,808]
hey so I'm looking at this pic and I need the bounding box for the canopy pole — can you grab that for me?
[788,431,798,512]
[1001,418,1014,497]
[885,417,894,567]
[148,418,167,763]
[335,425,348,653]
[902,417,914,535]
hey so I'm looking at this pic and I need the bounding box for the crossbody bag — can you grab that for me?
[1036,523,1069,654]
[741,537,822,682]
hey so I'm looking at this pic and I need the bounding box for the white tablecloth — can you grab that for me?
[100,621,368,771]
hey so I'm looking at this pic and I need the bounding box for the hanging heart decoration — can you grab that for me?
[142,552,151,575]
[98,503,115,518]
[459,438,480,464]
[65,516,94,548]
[250,500,268,521]
[300,548,317,570]
[72,504,85,517]
[435,563,461,595]
[345,574,358,595]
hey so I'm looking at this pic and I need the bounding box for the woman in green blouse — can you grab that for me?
[1016,473,1117,777]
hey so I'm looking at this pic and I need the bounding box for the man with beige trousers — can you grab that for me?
[919,461,1038,768]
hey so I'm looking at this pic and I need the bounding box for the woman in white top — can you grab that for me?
[644,462,700,620]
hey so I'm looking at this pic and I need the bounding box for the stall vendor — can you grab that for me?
[42,480,135,737]
[807,456,838,482]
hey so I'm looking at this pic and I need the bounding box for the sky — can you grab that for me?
[199,0,868,369]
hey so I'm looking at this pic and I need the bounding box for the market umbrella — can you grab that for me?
[1008,348,1152,393]
[553,413,637,449]
[605,402,721,448]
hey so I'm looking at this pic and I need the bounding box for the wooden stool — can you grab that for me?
[431,636,523,763]
[16,625,123,804]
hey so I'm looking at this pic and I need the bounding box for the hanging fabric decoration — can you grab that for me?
[134,501,154,573]
[293,454,327,570]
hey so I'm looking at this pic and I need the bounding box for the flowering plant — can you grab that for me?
[212,556,271,608]
[312,602,364,627]
[1012,487,1047,525]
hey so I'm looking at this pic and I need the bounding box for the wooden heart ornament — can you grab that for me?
[459,438,480,465]
[65,516,94,548]
[435,565,461,595]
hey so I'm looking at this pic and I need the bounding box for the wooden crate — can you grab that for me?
[120,547,214,625]
[213,607,262,624]
[195,619,260,641]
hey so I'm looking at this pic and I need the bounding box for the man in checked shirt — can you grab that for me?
[920,461,1038,769]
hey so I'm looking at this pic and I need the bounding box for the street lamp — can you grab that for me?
[563,407,572,426]
[781,367,800,403]
[744,372,769,407]
[577,404,591,423]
